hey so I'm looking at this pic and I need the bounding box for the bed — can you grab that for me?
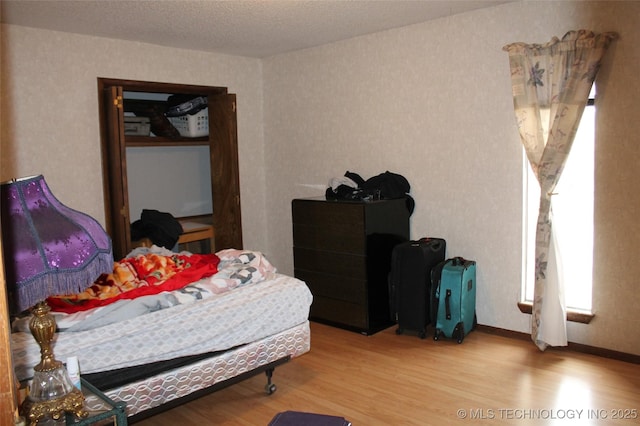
[11,246,313,422]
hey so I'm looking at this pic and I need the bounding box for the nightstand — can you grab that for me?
[65,378,127,425]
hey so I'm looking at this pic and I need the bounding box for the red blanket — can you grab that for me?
[47,253,220,314]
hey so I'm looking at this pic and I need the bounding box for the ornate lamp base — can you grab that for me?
[20,301,88,425]
[21,387,87,425]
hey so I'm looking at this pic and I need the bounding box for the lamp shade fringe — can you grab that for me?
[16,250,113,313]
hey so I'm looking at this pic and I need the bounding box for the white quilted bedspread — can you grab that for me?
[12,272,313,382]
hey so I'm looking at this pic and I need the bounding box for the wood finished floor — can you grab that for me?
[134,322,639,425]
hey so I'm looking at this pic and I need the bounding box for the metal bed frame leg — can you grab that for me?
[264,368,277,395]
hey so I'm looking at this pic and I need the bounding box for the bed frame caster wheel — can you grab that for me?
[266,383,277,395]
[265,368,277,395]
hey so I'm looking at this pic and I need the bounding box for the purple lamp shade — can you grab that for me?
[1,175,113,313]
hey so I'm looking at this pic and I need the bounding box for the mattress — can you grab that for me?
[12,249,313,382]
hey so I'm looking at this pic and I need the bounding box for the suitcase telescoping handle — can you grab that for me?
[452,256,474,268]
[416,237,444,252]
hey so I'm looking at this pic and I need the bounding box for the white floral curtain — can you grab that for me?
[503,30,617,350]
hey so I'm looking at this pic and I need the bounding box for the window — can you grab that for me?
[522,91,595,315]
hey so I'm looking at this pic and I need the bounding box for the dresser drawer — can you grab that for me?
[292,200,365,253]
[293,223,365,253]
[292,200,364,227]
[294,268,366,304]
[309,295,368,330]
[293,247,365,279]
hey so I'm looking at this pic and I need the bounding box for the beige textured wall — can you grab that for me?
[263,1,640,354]
[0,25,268,251]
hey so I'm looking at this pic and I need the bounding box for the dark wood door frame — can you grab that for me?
[97,78,243,259]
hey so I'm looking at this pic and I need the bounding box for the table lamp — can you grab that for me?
[1,175,113,425]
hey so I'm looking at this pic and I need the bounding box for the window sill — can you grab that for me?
[517,302,595,324]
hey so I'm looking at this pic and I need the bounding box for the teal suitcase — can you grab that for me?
[433,257,477,343]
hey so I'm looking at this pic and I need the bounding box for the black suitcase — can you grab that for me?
[389,237,446,338]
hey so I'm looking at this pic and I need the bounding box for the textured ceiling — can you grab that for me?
[1,1,511,58]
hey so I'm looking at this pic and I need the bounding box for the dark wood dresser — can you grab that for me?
[292,197,410,334]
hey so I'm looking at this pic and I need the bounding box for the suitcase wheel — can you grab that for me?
[453,322,465,344]
[396,327,427,339]
[433,329,441,341]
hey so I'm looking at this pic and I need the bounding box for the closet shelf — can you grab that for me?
[125,136,208,147]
